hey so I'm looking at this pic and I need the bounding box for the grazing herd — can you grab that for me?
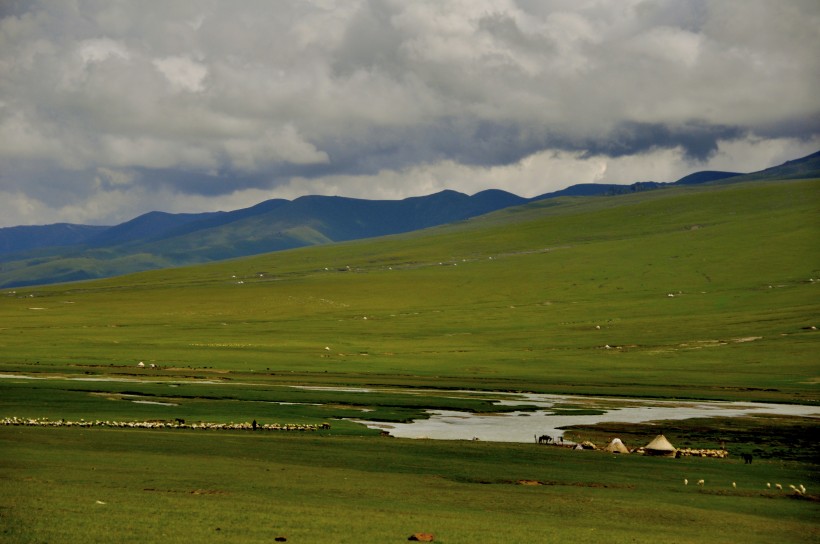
[1,416,330,432]
[685,478,807,495]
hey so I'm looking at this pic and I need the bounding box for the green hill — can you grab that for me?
[1,178,818,402]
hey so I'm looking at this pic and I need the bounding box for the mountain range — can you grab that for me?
[1,150,818,289]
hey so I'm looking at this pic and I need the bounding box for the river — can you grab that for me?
[347,390,820,443]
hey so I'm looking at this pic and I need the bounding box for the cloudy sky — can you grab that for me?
[1,0,818,227]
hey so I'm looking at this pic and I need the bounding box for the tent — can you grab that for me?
[604,437,630,454]
[644,434,677,457]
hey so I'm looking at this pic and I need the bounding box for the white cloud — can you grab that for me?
[0,110,61,161]
[223,125,330,171]
[625,26,701,68]
[152,55,208,93]
[99,135,217,171]
[0,190,50,227]
[78,38,131,64]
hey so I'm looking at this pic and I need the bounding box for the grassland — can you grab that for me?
[1,179,818,541]
[2,426,818,544]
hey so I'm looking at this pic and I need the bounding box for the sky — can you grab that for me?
[1,0,818,228]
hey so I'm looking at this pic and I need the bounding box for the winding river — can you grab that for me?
[347,391,820,443]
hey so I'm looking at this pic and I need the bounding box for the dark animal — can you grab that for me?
[742,453,753,464]
[538,434,552,444]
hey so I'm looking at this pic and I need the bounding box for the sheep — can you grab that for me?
[775,483,782,491]
[732,482,737,489]
[684,478,688,485]
[697,479,705,487]
[799,484,806,494]
[766,483,771,489]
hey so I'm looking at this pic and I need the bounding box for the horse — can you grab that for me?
[741,453,753,464]
[537,434,552,444]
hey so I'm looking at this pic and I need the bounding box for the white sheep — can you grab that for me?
[799,484,806,494]
[697,479,705,487]
[732,482,736,489]
[775,483,782,491]
[766,483,771,489]
[684,478,688,485]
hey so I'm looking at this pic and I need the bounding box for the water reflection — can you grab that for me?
[352,391,820,443]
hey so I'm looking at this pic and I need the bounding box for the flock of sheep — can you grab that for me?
[684,478,808,495]
[0,416,330,432]
[664,447,729,458]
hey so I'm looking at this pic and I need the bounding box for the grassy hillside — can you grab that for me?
[1,179,817,402]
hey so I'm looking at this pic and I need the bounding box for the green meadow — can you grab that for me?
[2,426,818,544]
[1,179,818,542]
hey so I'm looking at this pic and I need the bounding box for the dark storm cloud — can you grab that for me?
[584,122,747,162]
[315,119,748,175]
[313,119,552,176]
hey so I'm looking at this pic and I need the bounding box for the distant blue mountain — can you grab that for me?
[672,171,742,185]
[0,189,527,287]
[88,210,225,246]
[0,150,816,288]
[0,223,108,255]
